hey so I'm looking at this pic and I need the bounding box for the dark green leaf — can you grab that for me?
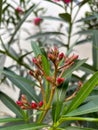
[59,13,71,23]
[0,118,23,123]
[65,126,96,130]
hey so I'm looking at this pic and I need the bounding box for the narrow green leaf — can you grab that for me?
[0,118,23,123]
[1,68,39,102]
[63,59,87,78]
[0,91,24,118]
[41,16,65,22]
[67,71,98,113]
[8,4,38,45]
[92,30,98,70]
[41,55,50,75]
[0,123,48,130]
[65,98,98,117]
[26,32,64,40]
[65,126,96,130]
[31,41,42,57]
[59,13,71,23]
[52,81,68,122]
[79,0,91,7]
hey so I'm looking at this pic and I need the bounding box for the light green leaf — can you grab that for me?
[65,98,98,116]
[67,71,98,113]
[0,123,48,130]
[31,41,42,57]
[41,55,50,75]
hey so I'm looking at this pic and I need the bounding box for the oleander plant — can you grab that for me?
[1,0,98,130]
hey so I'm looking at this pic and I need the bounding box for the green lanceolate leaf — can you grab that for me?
[52,81,69,122]
[31,41,42,57]
[26,32,64,40]
[41,55,50,75]
[0,118,23,123]
[65,126,96,130]
[92,30,98,70]
[0,123,48,130]
[59,13,71,23]
[0,91,24,118]
[63,59,87,78]
[65,98,98,117]
[66,71,98,113]
[1,68,39,102]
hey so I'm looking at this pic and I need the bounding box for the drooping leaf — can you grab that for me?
[66,71,98,113]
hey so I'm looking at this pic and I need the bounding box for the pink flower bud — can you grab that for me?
[33,17,42,26]
[15,7,23,14]
[31,102,37,109]
[64,0,71,4]
[57,77,64,85]
[58,52,64,60]
[32,58,37,64]
[39,101,43,107]
[16,101,23,106]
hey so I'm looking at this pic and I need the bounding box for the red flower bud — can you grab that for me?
[16,101,23,106]
[29,70,34,76]
[39,101,43,107]
[31,102,37,109]
[32,58,37,64]
[64,0,71,4]
[58,52,64,60]
[15,7,23,14]
[57,77,64,85]
[33,17,42,26]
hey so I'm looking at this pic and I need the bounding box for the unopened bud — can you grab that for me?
[31,102,37,109]
[16,101,23,106]
[58,52,64,60]
[39,101,43,107]
[56,77,64,85]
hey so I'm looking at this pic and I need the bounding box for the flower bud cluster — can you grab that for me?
[16,94,43,110]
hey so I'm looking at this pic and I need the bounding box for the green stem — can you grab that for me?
[67,1,73,50]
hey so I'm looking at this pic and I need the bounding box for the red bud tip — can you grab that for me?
[31,102,37,109]
[16,7,23,13]
[32,58,37,64]
[29,70,33,76]
[59,52,64,60]
[16,101,23,106]
[33,17,42,26]
[64,0,71,4]
[57,77,64,85]
[73,55,79,60]
[39,101,43,107]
